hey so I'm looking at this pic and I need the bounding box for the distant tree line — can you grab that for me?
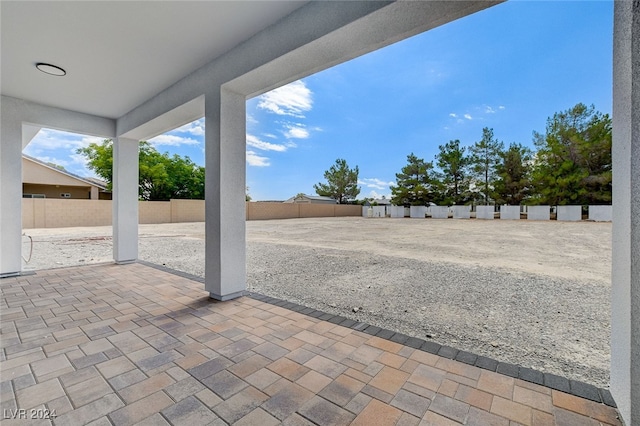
[389,103,611,207]
[314,103,611,207]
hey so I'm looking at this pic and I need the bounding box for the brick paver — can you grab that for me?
[0,263,621,425]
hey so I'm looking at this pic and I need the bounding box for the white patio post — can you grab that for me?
[113,137,139,263]
[204,88,247,300]
[0,116,23,277]
[611,1,639,424]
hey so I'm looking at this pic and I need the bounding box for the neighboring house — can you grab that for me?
[22,155,111,200]
[283,194,337,204]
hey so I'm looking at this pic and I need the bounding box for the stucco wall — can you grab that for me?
[23,183,92,200]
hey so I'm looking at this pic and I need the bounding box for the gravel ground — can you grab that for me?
[20,217,612,388]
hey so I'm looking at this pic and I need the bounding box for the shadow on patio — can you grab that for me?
[0,263,621,425]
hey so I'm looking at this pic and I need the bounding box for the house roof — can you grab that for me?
[284,194,337,203]
[22,154,107,190]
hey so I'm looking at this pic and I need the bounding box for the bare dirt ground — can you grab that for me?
[20,217,612,387]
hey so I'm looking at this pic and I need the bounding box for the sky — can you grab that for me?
[24,1,613,201]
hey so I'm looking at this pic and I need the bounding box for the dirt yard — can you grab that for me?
[21,217,612,387]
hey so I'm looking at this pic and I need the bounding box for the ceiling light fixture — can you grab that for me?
[36,63,66,76]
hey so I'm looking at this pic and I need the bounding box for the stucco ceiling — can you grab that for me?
[1,1,307,119]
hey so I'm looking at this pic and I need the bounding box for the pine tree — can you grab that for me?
[390,153,436,206]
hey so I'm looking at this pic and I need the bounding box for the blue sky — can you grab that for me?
[25,1,613,201]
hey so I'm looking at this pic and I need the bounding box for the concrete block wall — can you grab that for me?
[557,205,582,221]
[45,199,112,228]
[299,204,335,218]
[171,199,205,222]
[246,202,298,220]
[476,206,494,220]
[500,206,520,220]
[336,205,363,217]
[139,201,171,224]
[528,206,551,221]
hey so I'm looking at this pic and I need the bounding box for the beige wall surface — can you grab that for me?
[139,201,171,224]
[22,199,113,228]
[22,200,362,228]
[171,199,205,223]
[247,202,299,220]
[23,183,92,200]
[23,157,98,188]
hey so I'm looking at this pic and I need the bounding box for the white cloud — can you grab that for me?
[148,134,200,146]
[485,106,496,114]
[358,178,395,190]
[449,113,457,118]
[246,150,270,167]
[263,133,278,139]
[246,113,258,125]
[174,119,205,136]
[464,114,473,120]
[258,80,313,118]
[246,134,287,152]
[367,190,390,199]
[27,129,87,151]
[283,124,309,139]
[499,105,506,110]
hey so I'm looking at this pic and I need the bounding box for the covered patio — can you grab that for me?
[1,1,638,424]
[0,262,621,425]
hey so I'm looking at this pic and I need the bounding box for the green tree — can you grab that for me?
[468,127,504,204]
[77,140,114,189]
[390,153,436,206]
[77,139,205,201]
[493,143,532,205]
[313,158,360,204]
[434,140,471,205]
[531,103,612,205]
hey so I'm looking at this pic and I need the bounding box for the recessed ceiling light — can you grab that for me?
[36,63,66,76]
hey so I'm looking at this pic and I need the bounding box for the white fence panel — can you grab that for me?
[390,206,405,218]
[527,205,550,221]
[410,206,426,218]
[430,206,449,219]
[372,206,386,218]
[557,205,581,221]
[500,205,520,220]
[476,206,494,220]
[588,205,612,221]
[452,205,471,219]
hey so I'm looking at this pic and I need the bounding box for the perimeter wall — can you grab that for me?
[21,199,362,228]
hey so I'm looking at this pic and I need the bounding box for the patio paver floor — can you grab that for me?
[0,263,621,425]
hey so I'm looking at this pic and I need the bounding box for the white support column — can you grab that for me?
[0,117,23,277]
[204,88,247,301]
[611,2,639,424]
[113,137,139,263]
